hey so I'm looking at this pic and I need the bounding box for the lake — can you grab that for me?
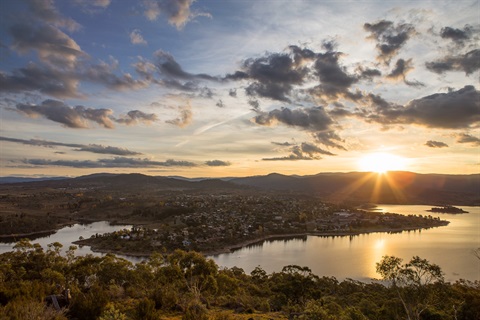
[0,221,133,258]
[211,205,480,282]
[1,205,478,282]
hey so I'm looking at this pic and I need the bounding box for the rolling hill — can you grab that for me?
[1,171,478,205]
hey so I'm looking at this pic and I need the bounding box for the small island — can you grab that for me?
[427,206,469,214]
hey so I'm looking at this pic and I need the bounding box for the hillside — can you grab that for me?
[231,171,480,205]
[1,171,478,205]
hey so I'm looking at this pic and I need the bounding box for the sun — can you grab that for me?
[358,152,408,173]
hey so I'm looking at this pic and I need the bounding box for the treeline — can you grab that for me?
[0,240,479,320]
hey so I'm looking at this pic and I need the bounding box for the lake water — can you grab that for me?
[0,221,132,258]
[211,205,480,282]
[1,205,478,282]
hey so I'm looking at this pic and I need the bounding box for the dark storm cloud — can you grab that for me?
[22,157,197,168]
[216,100,225,108]
[205,160,231,166]
[115,110,158,125]
[425,49,480,75]
[0,136,142,155]
[425,140,449,148]
[15,99,114,129]
[253,107,333,132]
[440,26,473,44]
[228,89,237,97]
[456,133,480,146]
[364,20,415,64]
[362,86,480,129]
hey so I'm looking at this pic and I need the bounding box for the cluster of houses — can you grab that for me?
[84,194,447,254]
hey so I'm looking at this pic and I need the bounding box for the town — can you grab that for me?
[73,193,449,256]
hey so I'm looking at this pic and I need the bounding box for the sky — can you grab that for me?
[0,0,479,178]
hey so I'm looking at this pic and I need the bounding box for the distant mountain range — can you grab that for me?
[1,171,478,205]
[231,172,480,205]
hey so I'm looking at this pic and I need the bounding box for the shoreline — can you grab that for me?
[73,223,449,259]
[0,221,75,242]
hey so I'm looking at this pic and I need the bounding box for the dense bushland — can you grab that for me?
[0,240,478,319]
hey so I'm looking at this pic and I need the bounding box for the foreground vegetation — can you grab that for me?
[1,240,479,320]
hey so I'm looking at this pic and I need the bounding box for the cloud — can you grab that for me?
[226,45,364,104]
[364,20,415,64]
[73,0,111,13]
[310,50,359,102]
[357,67,382,81]
[215,100,225,108]
[14,99,114,129]
[313,131,346,150]
[205,160,231,166]
[361,86,480,129]
[425,49,480,75]
[300,142,336,156]
[0,58,151,99]
[263,142,333,161]
[0,136,142,155]
[22,157,196,168]
[130,29,148,45]
[271,141,296,146]
[226,46,314,102]
[253,106,346,149]
[264,140,336,161]
[425,140,449,148]
[166,105,192,127]
[83,60,151,91]
[154,50,217,82]
[115,110,158,125]
[386,59,424,87]
[142,0,211,30]
[11,99,160,129]
[456,133,480,146]
[387,58,413,80]
[24,0,80,31]
[75,144,142,156]
[0,63,82,98]
[254,106,333,132]
[440,25,474,44]
[9,23,85,69]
